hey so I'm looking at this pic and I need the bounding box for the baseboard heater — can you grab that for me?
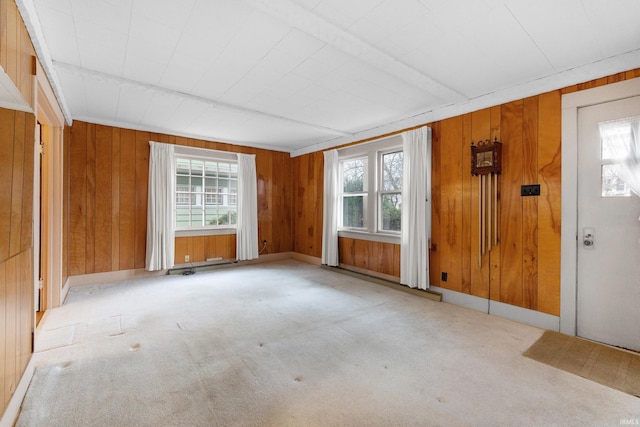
[322,265,442,302]
[169,259,237,276]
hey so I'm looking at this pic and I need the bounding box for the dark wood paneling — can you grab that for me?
[0,108,34,415]
[500,100,524,306]
[537,91,562,315]
[94,125,112,273]
[522,97,539,310]
[470,108,491,299]
[67,122,291,275]
[0,109,15,261]
[119,129,136,271]
[85,123,96,274]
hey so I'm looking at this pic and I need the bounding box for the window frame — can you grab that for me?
[336,135,403,244]
[173,146,238,236]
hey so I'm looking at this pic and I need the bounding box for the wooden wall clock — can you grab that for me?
[471,139,502,176]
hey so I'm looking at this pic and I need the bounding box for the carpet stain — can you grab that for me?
[294,376,302,382]
[129,343,141,352]
[259,342,265,347]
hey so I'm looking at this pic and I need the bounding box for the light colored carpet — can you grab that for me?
[17,260,640,426]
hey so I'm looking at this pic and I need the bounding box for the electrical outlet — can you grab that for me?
[185,255,190,263]
[441,272,448,282]
[263,240,267,245]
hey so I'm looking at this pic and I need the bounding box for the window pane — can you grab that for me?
[381,193,402,231]
[191,160,204,175]
[205,210,218,226]
[176,208,190,227]
[382,152,403,191]
[205,177,217,192]
[191,207,203,227]
[342,195,365,228]
[602,164,631,197]
[600,121,632,160]
[176,158,190,174]
[191,176,202,194]
[342,159,365,192]
[205,161,218,177]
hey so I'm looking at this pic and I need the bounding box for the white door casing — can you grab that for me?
[577,96,640,352]
[561,77,640,337]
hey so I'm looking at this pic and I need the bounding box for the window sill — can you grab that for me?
[338,230,400,244]
[175,228,236,237]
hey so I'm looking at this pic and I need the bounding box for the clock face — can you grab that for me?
[476,151,493,167]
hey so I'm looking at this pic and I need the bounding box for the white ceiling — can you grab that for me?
[14,0,640,155]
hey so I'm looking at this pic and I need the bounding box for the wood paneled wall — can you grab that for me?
[0,108,35,413]
[292,69,640,317]
[175,235,236,264]
[0,0,36,107]
[66,122,293,276]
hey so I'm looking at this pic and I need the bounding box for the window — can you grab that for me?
[175,157,238,229]
[340,158,367,229]
[337,136,403,237]
[380,151,403,232]
[599,119,634,197]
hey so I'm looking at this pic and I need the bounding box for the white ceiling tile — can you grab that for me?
[82,80,119,121]
[159,54,211,93]
[76,39,126,76]
[122,56,166,86]
[131,0,195,30]
[31,0,640,153]
[275,29,325,61]
[70,0,132,34]
[115,86,154,124]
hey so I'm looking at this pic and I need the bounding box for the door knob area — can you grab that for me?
[583,228,594,248]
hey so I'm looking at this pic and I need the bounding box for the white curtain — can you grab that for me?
[400,126,432,289]
[236,153,259,260]
[600,118,640,219]
[146,141,175,271]
[322,149,339,266]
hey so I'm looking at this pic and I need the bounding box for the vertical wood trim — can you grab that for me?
[429,121,441,287]
[0,260,6,407]
[461,114,473,294]
[522,97,539,310]
[94,125,112,273]
[440,117,464,292]
[470,109,491,298]
[9,111,25,257]
[537,91,562,316]
[111,128,121,271]
[69,121,87,275]
[85,124,96,274]
[119,129,136,270]
[488,107,502,301]
[134,131,149,269]
[0,109,15,262]
[4,256,17,404]
[20,114,35,253]
[500,100,524,306]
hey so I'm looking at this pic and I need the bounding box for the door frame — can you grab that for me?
[560,76,640,336]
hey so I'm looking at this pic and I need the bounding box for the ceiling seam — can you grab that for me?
[243,0,467,103]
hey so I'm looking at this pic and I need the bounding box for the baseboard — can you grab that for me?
[67,268,168,287]
[430,286,490,313]
[0,356,35,427]
[325,265,442,302]
[291,252,322,266]
[337,263,400,283]
[430,285,560,331]
[239,252,294,265]
[489,300,560,332]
